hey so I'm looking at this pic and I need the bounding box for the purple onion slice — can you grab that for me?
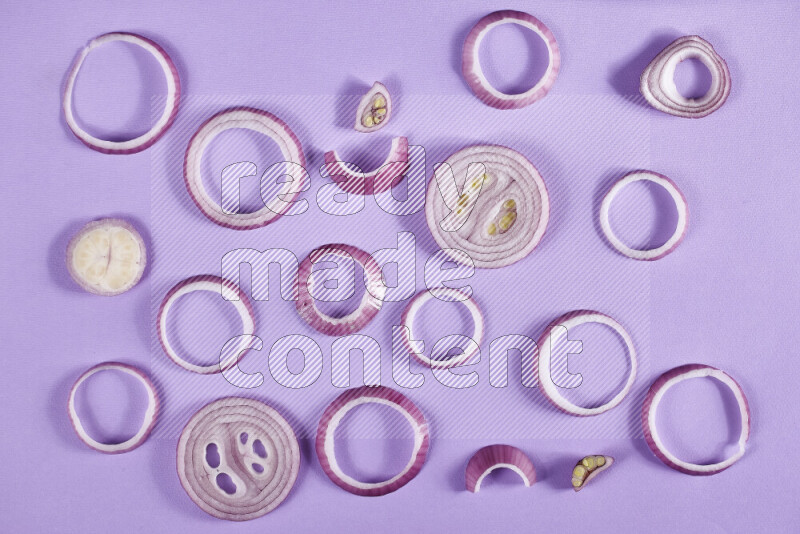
[571,455,614,492]
[399,287,484,369]
[640,36,731,118]
[295,244,386,336]
[599,171,689,261]
[183,107,306,230]
[157,275,256,374]
[465,445,536,493]
[462,10,560,109]
[63,32,180,154]
[354,82,392,132]
[67,362,159,454]
[176,397,300,521]
[424,144,549,269]
[66,218,146,296]
[642,364,751,476]
[323,137,409,195]
[536,310,637,416]
[315,386,429,496]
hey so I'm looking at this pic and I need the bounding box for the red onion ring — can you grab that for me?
[66,218,147,296]
[315,386,429,496]
[536,310,637,416]
[67,362,158,454]
[571,455,614,492]
[322,137,409,195]
[399,287,484,369]
[62,32,180,154]
[462,10,560,109]
[424,144,549,269]
[600,171,689,261]
[640,35,731,118]
[642,364,751,476]
[295,244,386,336]
[354,82,392,132]
[176,397,300,521]
[465,444,536,493]
[157,275,256,374]
[183,107,307,230]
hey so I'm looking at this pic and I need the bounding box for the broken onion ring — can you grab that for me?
[63,32,180,154]
[465,444,536,493]
[462,10,560,109]
[322,137,409,195]
[599,171,689,261]
[354,82,392,132]
[640,36,731,118]
[315,386,429,496]
[642,364,751,476]
[67,362,158,454]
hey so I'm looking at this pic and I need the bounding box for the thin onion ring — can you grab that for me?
[322,137,409,195]
[465,444,536,493]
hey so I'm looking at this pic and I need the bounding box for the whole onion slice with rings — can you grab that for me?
[465,444,536,493]
[399,287,484,369]
[640,36,731,118]
[157,275,256,374]
[183,107,307,230]
[571,455,614,492]
[642,364,751,476]
[536,310,637,416]
[66,218,146,296]
[599,171,689,261]
[63,32,180,154]
[176,397,300,521]
[354,82,392,132]
[295,244,386,336]
[424,144,549,269]
[322,137,409,195]
[462,10,560,109]
[67,362,158,454]
[315,386,429,496]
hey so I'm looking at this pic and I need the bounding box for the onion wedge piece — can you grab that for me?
[67,362,158,454]
[316,386,429,496]
[571,455,614,491]
[462,10,560,109]
[63,32,180,154]
[642,364,751,476]
[465,445,536,493]
[176,397,300,521]
[354,82,392,132]
[322,137,409,195]
[640,36,731,118]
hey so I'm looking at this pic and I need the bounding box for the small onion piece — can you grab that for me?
[66,218,146,296]
[315,386,429,496]
[354,82,392,132]
[176,397,300,521]
[399,287,484,369]
[295,244,386,336]
[642,364,751,476]
[67,362,158,454]
[536,310,637,417]
[640,35,731,118]
[462,10,560,109]
[599,171,689,261]
[183,107,307,230]
[571,455,614,492]
[424,144,549,269]
[322,137,409,195]
[157,275,256,374]
[465,444,536,493]
[63,32,180,154]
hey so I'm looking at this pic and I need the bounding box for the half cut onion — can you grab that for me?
[63,32,180,154]
[465,444,536,493]
[640,36,731,118]
[183,107,306,230]
[322,137,409,195]
[67,362,158,454]
[642,364,751,476]
[536,310,637,416]
[354,82,392,132]
[315,386,429,496]
[157,275,256,374]
[462,10,560,109]
[176,397,300,520]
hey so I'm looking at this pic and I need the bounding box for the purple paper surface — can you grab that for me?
[1,1,798,532]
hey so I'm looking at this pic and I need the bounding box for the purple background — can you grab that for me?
[2,1,798,532]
